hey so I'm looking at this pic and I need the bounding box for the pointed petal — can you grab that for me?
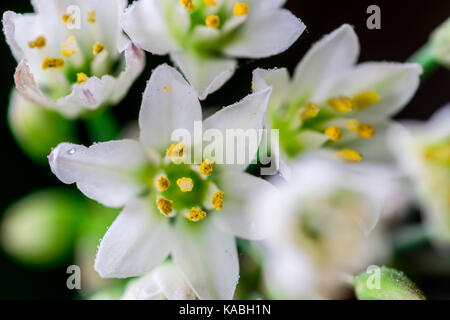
[154,263,197,300]
[95,198,171,278]
[48,140,148,208]
[292,24,360,103]
[171,51,237,100]
[122,273,163,300]
[139,64,202,151]
[171,219,239,300]
[252,67,290,110]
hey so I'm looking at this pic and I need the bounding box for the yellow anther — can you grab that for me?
[327,96,353,113]
[177,178,194,192]
[204,0,217,6]
[28,36,46,49]
[212,191,224,211]
[188,207,206,222]
[356,123,376,139]
[156,176,171,191]
[200,159,214,176]
[156,197,173,217]
[42,57,65,70]
[87,10,96,23]
[325,126,342,142]
[167,142,185,159]
[163,86,169,93]
[352,91,380,111]
[300,103,320,121]
[62,14,75,24]
[61,36,77,57]
[93,43,106,55]
[77,72,89,84]
[205,15,220,28]
[346,119,359,131]
[180,0,195,11]
[233,2,249,16]
[336,149,363,163]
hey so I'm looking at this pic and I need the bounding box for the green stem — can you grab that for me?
[408,43,439,78]
[85,111,119,142]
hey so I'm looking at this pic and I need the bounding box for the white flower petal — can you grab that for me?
[48,140,148,208]
[291,24,360,103]
[171,219,239,300]
[95,198,171,278]
[224,9,305,59]
[139,64,202,151]
[122,273,163,300]
[171,51,237,100]
[214,171,277,240]
[252,67,290,110]
[154,263,197,300]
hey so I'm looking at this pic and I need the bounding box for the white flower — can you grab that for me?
[3,0,145,119]
[254,156,394,299]
[48,64,275,300]
[389,106,450,244]
[252,24,422,168]
[430,17,450,68]
[122,262,196,300]
[121,0,305,99]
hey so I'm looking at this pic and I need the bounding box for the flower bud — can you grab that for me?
[430,18,450,68]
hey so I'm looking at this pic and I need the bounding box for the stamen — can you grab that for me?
[167,142,185,159]
[204,0,217,6]
[157,176,171,191]
[335,149,363,162]
[346,119,359,131]
[212,191,224,211]
[180,0,195,11]
[156,196,173,217]
[200,159,214,176]
[87,10,96,23]
[62,14,75,24]
[77,72,89,84]
[300,103,320,121]
[61,36,77,57]
[188,207,206,222]
[327,96,353,113]
[177,178,194,192]
[28,36,46,49]
[205,15,220,28]
[356,123,375,139]
[325,126,342,142]
[93,43,106,55]
[163,86,169,93]
[233,2,249,16]
[42,57,65,70]
[352,91,380,111]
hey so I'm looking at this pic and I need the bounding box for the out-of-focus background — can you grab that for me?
[1,0,450,299]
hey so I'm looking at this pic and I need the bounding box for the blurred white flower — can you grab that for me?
[430,17,450,68]
[48,64,275,300]
[389,106,450,244]
[122,0,305,99]
[122,262,196,300]
[3,0,145,118]
[252,24,422,169]
[255,156,395,299]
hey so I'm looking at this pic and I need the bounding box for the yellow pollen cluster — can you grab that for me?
[352,91,380,110]
[327,96,353,113]
[336,149,363,163]
[212,191,224,211]
[87,10,96,23]
[177,177,194,192]
[180,0,195,11]
[156,197,173,216]
[42,57,65,70]
[93,43,106,55]
[163,86,169,93]
[77,72,89,84]
[346,119,359,131]
[62,36,77,57]
[204,0,217,6]
[233,2,249,16]
[300,103,320,121]
[200,159,214,176]
[206,15,220,28]
[325,126,342,142]
[157,176,171,191]
[62,14,75,24]
[167,142,185,159]
[356,123,375,139]
[188,207,206,222]
[28,36,46,49]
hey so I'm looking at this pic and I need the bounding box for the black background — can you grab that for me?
[1,0,450,299]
